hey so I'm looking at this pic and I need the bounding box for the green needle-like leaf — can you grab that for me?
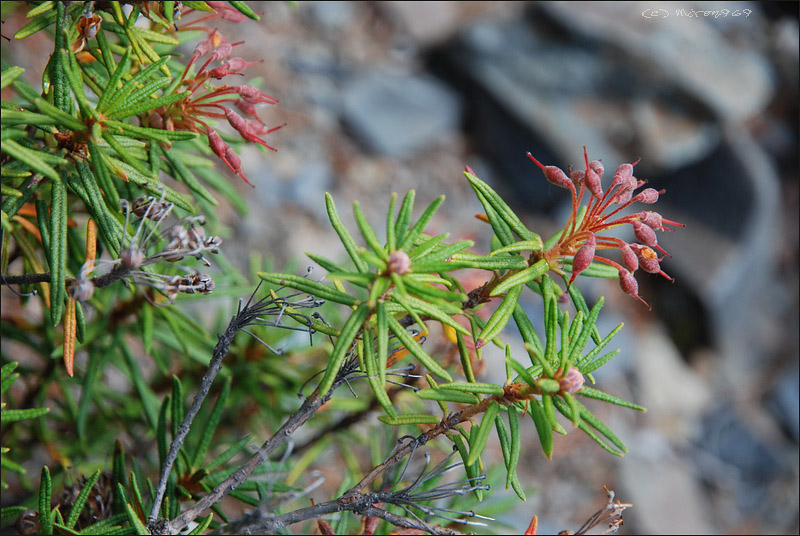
[65,470,101,530]
[39,466,53,535]
[387,315,451,381]
[490,259,548,296]
[468,400,500,466]
[398,195,444,251]
[257,272,357,306]
[477,283,522,348]
[317,303,369,395]
[325,193,368,273]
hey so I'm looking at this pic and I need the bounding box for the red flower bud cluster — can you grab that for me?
[530,147,685,309]
[147,28,281,187]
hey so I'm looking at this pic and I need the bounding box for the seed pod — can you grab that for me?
[233,84,278,104]
[638,211,663,230]
[618,268,650,309]
[634,246,674,281]
[569,233,596,284]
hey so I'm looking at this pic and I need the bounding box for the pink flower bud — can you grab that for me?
[611,163,634,188]
[570,169,585,186]
[527,152,574,191]
[620,242,639,272]
[618,268,650,309]
[558,367,585,394]
[638,211,685,232]
[387,250,411,275]
[224,107,277,151]
[589,160,604,178]
[633,188,663,204]
[206,128,229,161]
[206,66,242,79]
[234,85,278,105]
[633,221,658,248]
[569,233,596,284]
[225,57,261,72]
[235,99,259,119]
[584,167,603,199]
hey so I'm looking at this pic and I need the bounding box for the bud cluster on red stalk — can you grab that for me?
[528,146,685,309]
[146,28,281,187]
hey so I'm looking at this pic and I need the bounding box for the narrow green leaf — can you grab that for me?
[507,407,521,488]
[65,470,101,529]
[489,239,544,256]
[187,514,214,535]
[1,407,50,424]
[416,388,479,404]
[325,193,368,273]
[363,333,397,418]
[452,434,482,501]
[353,200,387,260]
[1,66,25,89]
[376,303,389,385]
[398,195,445,251]
[412,239,474,265]
[39,466,53,535]
[229,0,261,19]
[581,349,621,375]
[123,499,148,535]
[377,413,439,425]
[257,272,357,306]
[528,399,553,459]
[394,190,415,245]
[490,259,548,296]
[578,386,646,412]
[473,187,514,247]
[387,315,451,381]
[465,171,538,241]
[97,48,132,112]
[317,303,369,395]
[49,180,67,325]
[108,91,187,120]
[0,139,63,183]
[438,382,503,395]
[468,401,500,466]
[577,323,623,368]
[385,192,397,251]
[449,253,528,271]
[477,283,522,348]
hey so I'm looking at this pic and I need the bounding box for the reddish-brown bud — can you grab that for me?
[618,268,650,309]
[233,85,278,105]
[584,167,603,199]
[611,163,634,188]
[527,152,575,192]
[589,159,604,178]
[225,57,261,72]
[570,169,585,186]
[569,233,596,284]
[620,242,639,272]
[633,188,663,204]
[224,108,277,151]
[235,99,259,118]
[633,220,658,248]
[558,366,585,394]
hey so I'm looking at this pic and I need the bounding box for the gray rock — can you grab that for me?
[340,72,462,158]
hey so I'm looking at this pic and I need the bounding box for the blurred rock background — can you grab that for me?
[4,1,798,533]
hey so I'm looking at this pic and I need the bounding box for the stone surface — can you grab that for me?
[340,71,462,158]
